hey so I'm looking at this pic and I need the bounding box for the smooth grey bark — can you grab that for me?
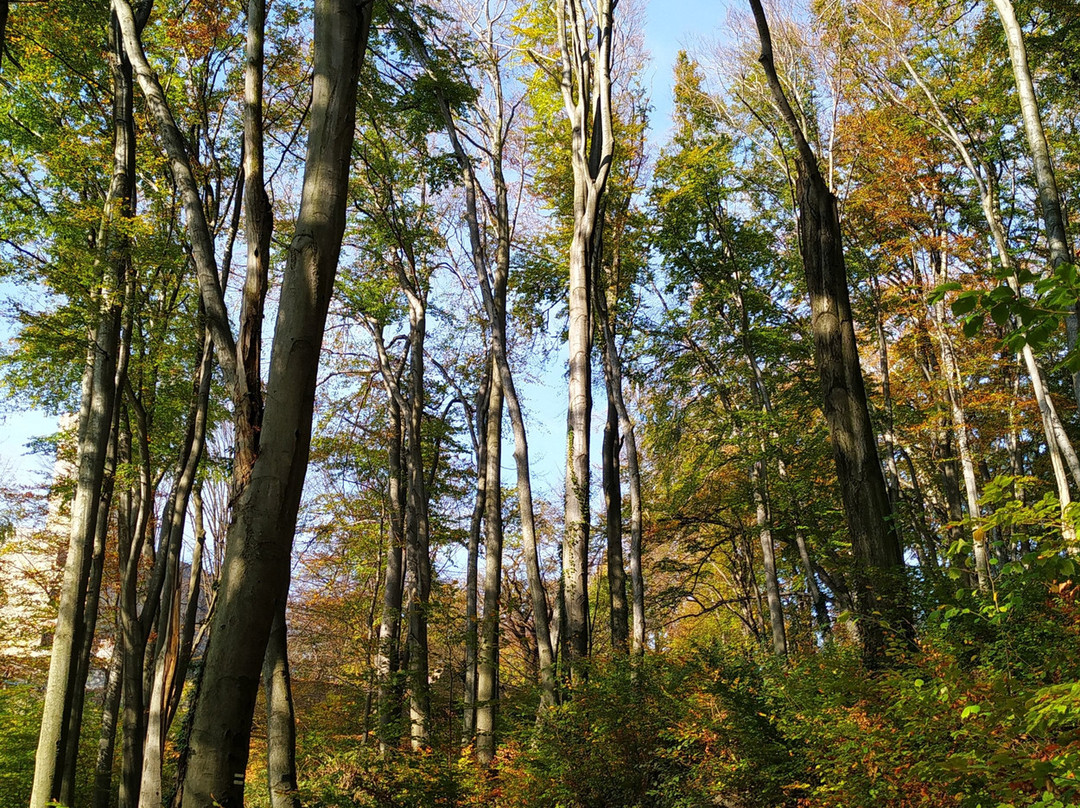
[167,484,209,729]
[263,599,301,808]
[58,392,120,808]
[179,0,374,803]
[751,0,911,665]
[595,285,644,657]
[792,528,830,634]
[405,303,432,749]
[929,221,990,589]
[139,334,214,808]
[475,356,504,763]
[113,0,237,382]
[118,410,152,808]
[555,0,617,674]
[29,12,131,796]
[992,0,1080,405]
[237,0,273,487]
[870,275,903,527]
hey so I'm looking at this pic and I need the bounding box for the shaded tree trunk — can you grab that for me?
[602,399,629,653]
[751,0,911,666]
[377,392,406,752]
[264,599,301,808]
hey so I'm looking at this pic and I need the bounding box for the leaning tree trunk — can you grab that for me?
[751,0,910,666]
[897,48,1079,536]
[178,0,374,803]
[992,0,1080,407]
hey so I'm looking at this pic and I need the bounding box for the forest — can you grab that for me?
[1,0,1080,805]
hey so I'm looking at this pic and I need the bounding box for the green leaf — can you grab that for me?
[962,314,985,338]
[951,293,978,316]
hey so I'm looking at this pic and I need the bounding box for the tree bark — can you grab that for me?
[601,399,630,652]
[29,8,136,803]
[752,457,787,656]
[180,1,374,803]
[94,635,125,808]
[264,599,301,808]
[377,391,406,752]
[462,367,488,745]
[992,0,1080,406]
[897,48,1079,535]
[389,4,558,709]
[555,0,618,675]
[751,0,911,666]
[475,354,504,763]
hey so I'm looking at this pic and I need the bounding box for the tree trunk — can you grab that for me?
[751,0,911,666]
[992,0,1080,406]
[752,458,787,656]
[264,599,301,808]
[602,398,629,653]
[29,9,135,804]
[391,8,559,707]
[898,49,1079,535]
[138,334,214,808]
[929,222,990,589]
[58,399,120,808]
[94,627,125,808]
[555,0,618,675]
[462,367,488,745]
[179,1,374,802]
[475,355,504,763]
[377,393,406,752]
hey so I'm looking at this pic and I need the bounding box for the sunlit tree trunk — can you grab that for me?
[138,334,214,808]
[475,355,504,763]
[555,0,618,675]
[929,215,990,589]
[29,8,135,804]
[391,7,559,707]
[898,49,1078,539]
[992,0,1080,407]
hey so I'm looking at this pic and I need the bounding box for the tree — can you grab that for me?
[749,0,910,665]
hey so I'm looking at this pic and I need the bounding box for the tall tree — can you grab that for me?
[553,0,617,673]
[749,0,910,665]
